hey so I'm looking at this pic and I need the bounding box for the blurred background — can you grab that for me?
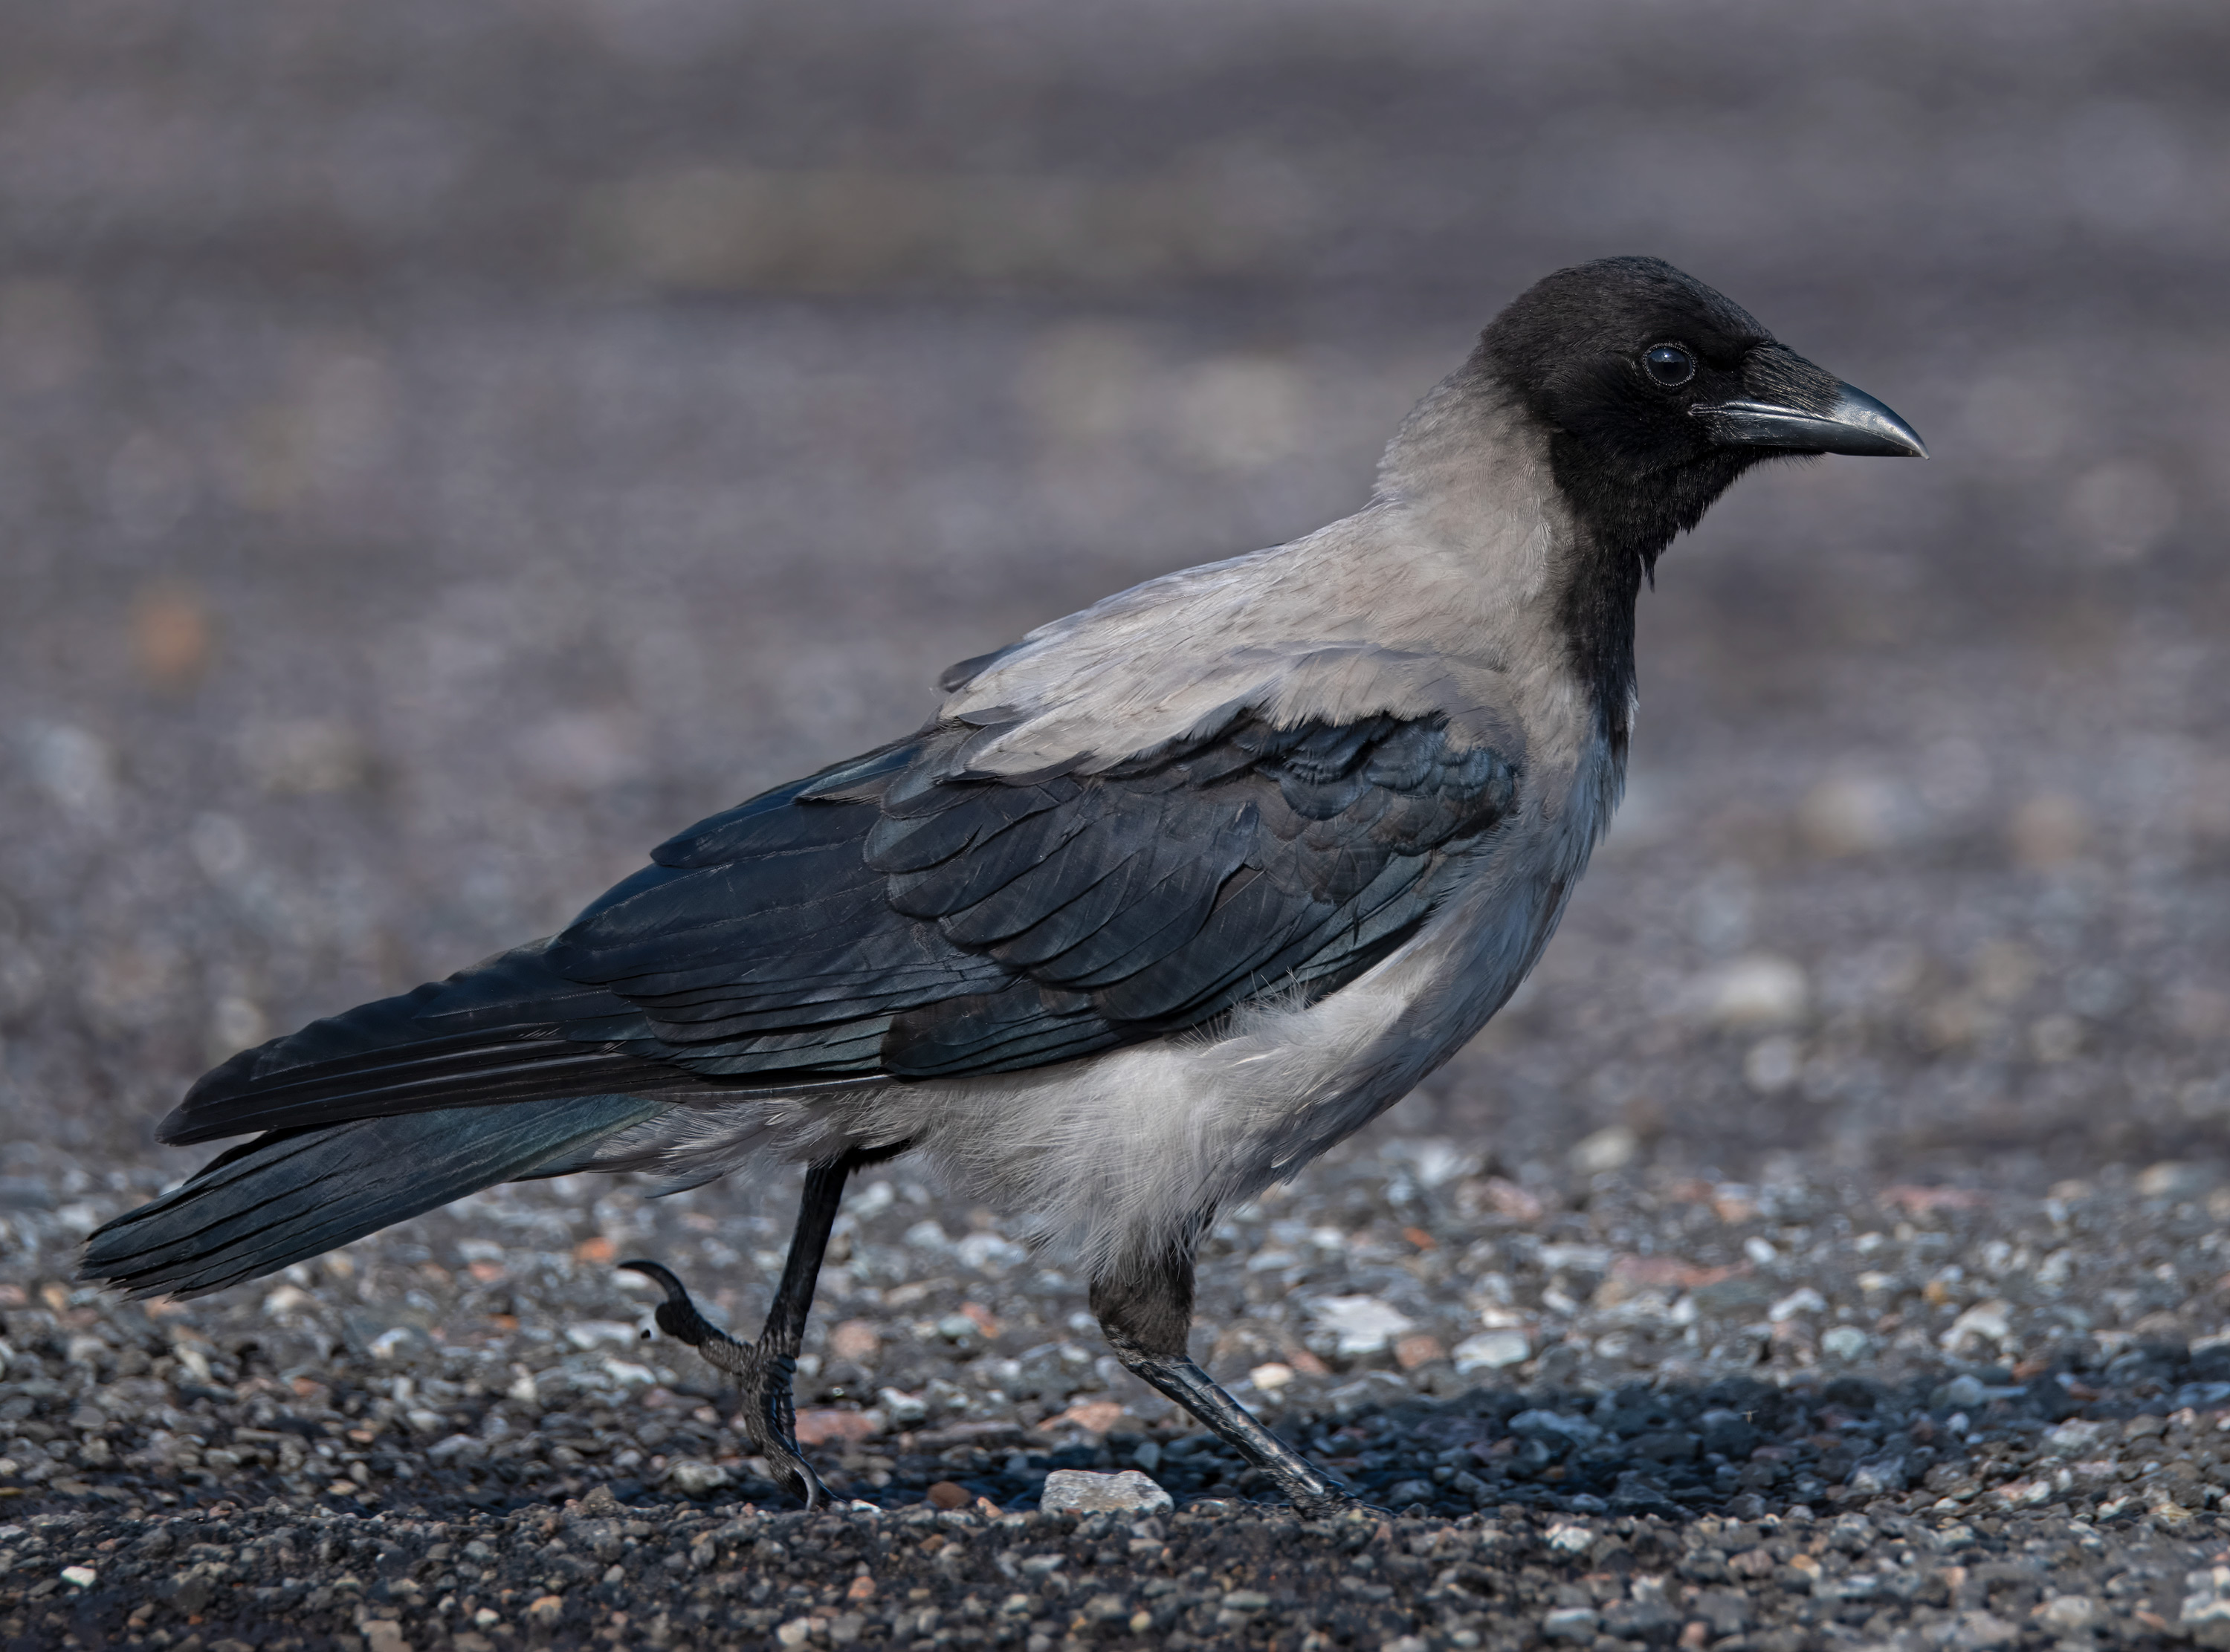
[2,0,2227,1210]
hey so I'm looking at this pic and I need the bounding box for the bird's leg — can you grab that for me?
[623,1154,856,1509]
[1091,1244,1352,1514]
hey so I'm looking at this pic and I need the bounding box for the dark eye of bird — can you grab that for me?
[1643,344,1695,386]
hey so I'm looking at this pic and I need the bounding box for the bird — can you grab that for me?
[82,256,1924,1514]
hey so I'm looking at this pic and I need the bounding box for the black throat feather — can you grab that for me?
[1548,436,1762,759]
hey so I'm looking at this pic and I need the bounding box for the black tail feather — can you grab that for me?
[81,1093,662,1299]
[156,940,702,1147]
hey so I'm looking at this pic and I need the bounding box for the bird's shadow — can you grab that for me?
[705,1336,2221,1524]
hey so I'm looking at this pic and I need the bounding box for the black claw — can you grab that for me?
[785,1460,831,1510]
[621,1257,831,1509]
[618,1257,729,1347]
[617,1257,685,1298]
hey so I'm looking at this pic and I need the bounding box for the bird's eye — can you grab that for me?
[1643,344,1695,387]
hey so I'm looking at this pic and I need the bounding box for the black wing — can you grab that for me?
[550,710,1517,1075]
[161,712,1516,1144]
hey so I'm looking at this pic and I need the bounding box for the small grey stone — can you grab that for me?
[1847,1453,1907,1494]
[1539,1606,1598,1642]
[1507,1410,1602,1452]
[664,1460,732,1495]
[1039,1469,1174,1516]
[1933,1374,1988,1410]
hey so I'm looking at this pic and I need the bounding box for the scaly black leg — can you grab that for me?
[623,1154,856,1509]
[1090,1241,1354,1514]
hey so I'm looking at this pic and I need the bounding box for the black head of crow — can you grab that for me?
[82,256,1922,1516]
[1480,254,1924,573]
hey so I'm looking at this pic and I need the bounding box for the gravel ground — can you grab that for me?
[17,1162,2230,1645]
[6,1,2230,1647]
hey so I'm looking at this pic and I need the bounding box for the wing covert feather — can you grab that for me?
[169,707,1519,1144]
[546,710,1518,1081]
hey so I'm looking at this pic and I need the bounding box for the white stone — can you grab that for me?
[262,1283,314,1318]
[1306,1295,1416,1355]
[1768,1287,1826,1323]
[2045,1419,2107,1456]
[1568,1126,1637,1175]
[1940,1299,2012,1353]
[1701,953,1809,1029]
[1039,1469,1173,1517]
[879,1387,930,1425]
[1820,1326,1871,1361]
[1452,1329,1531,1372]
[1540,1606,1597,1642]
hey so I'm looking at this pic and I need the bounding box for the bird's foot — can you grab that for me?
[618,1259,752,1368]
[618,1258,828,1509]
[1262,1462,1370,1518]
[736,1347,831,1510]
[1113,1347,1360,1517]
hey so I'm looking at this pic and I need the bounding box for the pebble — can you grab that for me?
[1038,1468,1173,1515]
[1452,1328,1531,1370]
[1305,1294,1416,1355]
[1700,953,1810,1029]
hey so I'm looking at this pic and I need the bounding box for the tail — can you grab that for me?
[80,1092,662,1299]
[155,938,712,1147]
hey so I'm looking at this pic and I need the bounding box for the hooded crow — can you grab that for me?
[82,256,1924,1512]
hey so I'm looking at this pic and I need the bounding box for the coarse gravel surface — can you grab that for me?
[19,1147,2230,1647]
[6,1,2230,1648]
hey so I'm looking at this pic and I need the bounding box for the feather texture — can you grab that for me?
[83,1093,662,1298]
[546,709,1518,1082]
[152,707,1516,1149]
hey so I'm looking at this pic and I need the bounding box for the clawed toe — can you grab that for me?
[774,1452,832,1509]
[619,1159,861,1512]
[618,1257,732,1349]
[621,1256,831,1509]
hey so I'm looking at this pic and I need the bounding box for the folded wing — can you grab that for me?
[159,710,1519,1147]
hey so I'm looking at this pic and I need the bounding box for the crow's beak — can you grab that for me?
[1693,380,1927,459]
